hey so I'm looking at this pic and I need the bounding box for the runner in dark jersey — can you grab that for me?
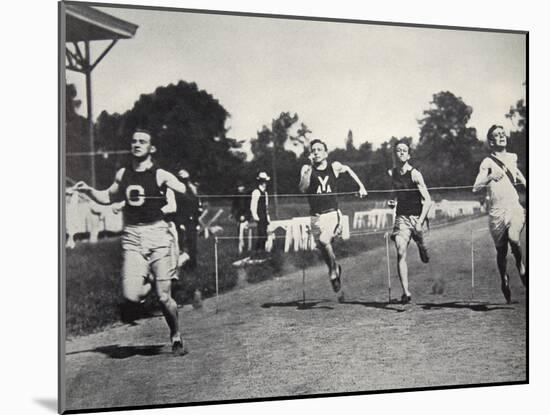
[74,129,189,355]
[389,140,433,304]
[299,139,367,301]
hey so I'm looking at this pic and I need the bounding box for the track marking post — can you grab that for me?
[302,265,306,306]
[214,236,219,313]
[470,224,475,302]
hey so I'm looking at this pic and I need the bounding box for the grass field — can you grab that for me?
[65,196,483,336]
[63,216,527,412]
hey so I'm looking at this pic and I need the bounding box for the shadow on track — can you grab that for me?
[340,300,406,313]
[418,301,515,312]
[261,299,334,310]
[66,344,166,359]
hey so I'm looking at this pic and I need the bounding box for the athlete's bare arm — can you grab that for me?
[74,168,125,205]
[332,162,368,198]
[299,164,312,193]
[472,159,504,192]
[162,189,177,215]
[157,169,187,195]
[411,169,433,226]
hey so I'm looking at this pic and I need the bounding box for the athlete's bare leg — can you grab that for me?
[509,239,526,286]
[395,235,411,298]
[318,241,337,276]
[122,251,153,302]
[155,280,181,339]
[496,243,512,303]
[496,243,508,280]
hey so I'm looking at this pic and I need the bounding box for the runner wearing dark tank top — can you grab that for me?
[307,163,339,215]
[119,164,167,225]
[73,130,190,355]
[392,167,423,217]
[299,139,368,302]
[390,141,433,305]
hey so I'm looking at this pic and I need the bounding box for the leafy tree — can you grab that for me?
[415,91,484,186]
[296,123,312,146]
[345,130,354,152]
[506,98,527,173]
[329,130,362,164]
[250,112,300,159]
[249,112,304,215]
[92,81,246,193]
[506,98,526,131]
[65,83,92,183]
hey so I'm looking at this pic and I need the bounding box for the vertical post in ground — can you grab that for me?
[302,265,306,306]
[214,236,219,313]
[470,225,475,302]
[385,232,392,303]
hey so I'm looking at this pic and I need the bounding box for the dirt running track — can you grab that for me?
[64,217,527,411]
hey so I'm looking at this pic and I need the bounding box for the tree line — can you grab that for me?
[65,80,526,195]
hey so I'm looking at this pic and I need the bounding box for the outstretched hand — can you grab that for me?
[112,201,126,214]
[357,187,368,198]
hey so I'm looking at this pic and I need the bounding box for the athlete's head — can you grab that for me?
[131,129,156,159]
[394,140,411,164]
[310,139,328,165]
[487,125,507,150]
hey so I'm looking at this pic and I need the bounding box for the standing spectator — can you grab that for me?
[250,172,271,258]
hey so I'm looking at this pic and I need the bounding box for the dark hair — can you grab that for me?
[486,124,504,142]
[133,128,157,147]
[394,139,411,152]
[310,139,328,151]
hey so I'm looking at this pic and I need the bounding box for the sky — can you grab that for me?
[66,6,526,152]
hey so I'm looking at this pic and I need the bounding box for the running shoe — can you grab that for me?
[171,335,188,356]
[330,264,342,293]
[401,294,412,305]
[501,275,512,304]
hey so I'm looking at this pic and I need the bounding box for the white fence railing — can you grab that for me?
[66,195,484,251]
